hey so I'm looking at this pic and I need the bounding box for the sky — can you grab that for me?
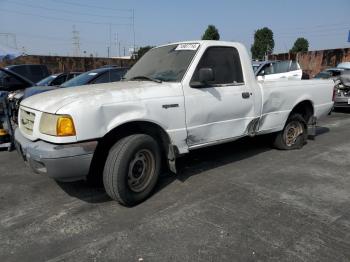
[0,0,349,57]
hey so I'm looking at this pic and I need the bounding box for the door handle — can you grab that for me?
[242,92,251,99]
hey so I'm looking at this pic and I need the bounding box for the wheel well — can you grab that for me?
[88,121,172,183]
[289,100,314,124]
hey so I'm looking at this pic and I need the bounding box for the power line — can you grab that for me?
[16,33,70,42]
[0,8,133,26]
[49,0,132,13]
[273,21,350,31]
[8,0,132,20]
[13,32,113,46]
[276,27,350,36]
[278,32,346,39]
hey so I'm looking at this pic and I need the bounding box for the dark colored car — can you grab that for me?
[23,67,128,99]
[5,64,50,83]
[36,72,81,86]
[0,67,35,92]
[314,68,347,79]
[0,67,35,146]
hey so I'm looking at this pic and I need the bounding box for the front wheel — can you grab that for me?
[103,134,161,206]
[273,114,308,150]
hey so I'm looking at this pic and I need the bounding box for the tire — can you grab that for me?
[103,134,161,206]
[273,114,308,150]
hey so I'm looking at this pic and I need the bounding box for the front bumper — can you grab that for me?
[14,129,98,182]
[334,96,350,108]
[334,102,350,108]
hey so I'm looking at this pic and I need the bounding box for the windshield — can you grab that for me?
[252,64,260,72]
[314,71,331,79]
[37,75,56,86]
[124,43,199,82]
[61,70,99,88]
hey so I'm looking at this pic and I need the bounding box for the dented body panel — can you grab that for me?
[16,40,334,180]
[258,79,334,134]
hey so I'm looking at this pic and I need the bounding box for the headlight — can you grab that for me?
[39,113,76,137]
[0,129,8,136]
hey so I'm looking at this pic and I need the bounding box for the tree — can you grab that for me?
[290,37,309,53]
[202,25,220,40]
[251,27,275,60]
[133,46,154,60]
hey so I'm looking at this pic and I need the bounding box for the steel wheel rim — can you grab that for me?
[128,149,155,193]
[284,121,304,147]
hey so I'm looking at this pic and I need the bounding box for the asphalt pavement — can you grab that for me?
[1,111,350,262]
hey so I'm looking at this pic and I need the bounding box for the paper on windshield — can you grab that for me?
[175,43,200,51]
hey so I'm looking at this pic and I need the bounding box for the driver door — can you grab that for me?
[183,46,256,147]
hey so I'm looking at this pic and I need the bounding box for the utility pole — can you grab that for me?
[115,32,121,57]
[108,23,112,58]
[132,9,135,54]
[72,25,81,57]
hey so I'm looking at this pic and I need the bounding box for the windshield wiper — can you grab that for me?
[128,76,162,83]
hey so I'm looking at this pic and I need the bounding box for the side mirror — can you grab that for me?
[199,68,214,83]
[258,69,265,76]
[191,68,214,88]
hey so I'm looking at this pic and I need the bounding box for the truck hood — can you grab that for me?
[21,81,181,114]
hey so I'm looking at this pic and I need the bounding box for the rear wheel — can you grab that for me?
[273,114,307,150]
[103,134,161,206]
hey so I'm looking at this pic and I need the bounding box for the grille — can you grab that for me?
[20,109,36,135]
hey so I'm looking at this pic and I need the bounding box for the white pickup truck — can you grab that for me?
[15,41,334,206]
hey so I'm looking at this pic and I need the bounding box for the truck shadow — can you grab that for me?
[55,180,112,204]
[55,126,330,204]
[315,126,330,136]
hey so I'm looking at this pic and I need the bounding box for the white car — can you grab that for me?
[15,41,334,205]
[337,62,350,70]
[253,60,303,81]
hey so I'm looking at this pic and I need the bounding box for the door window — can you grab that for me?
[260,63,274,75]
[191,47,244,85]
[273,61,290,73]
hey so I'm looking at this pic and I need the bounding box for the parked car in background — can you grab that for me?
[36,72,81,87]
[314,68,348,79]
[23,66,128,99]
[15,41,334,206]
[253,60,302,81]
[337,62,350,70]
[334,70,350,108]
[0,67,35,92]
[0,67,35,144]
[5,64,50,83]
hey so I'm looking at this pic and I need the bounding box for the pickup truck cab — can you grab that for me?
[15,41,334,206]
